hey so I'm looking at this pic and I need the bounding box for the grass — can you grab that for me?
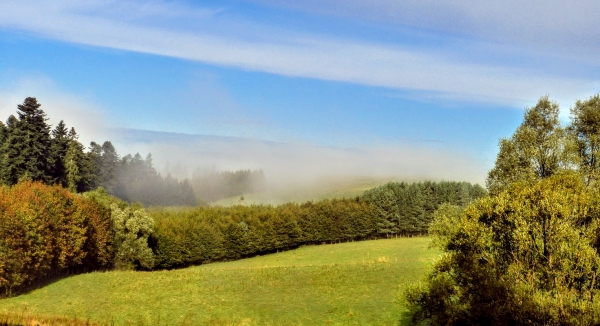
[212,176,403,206]
[0,237,438,325]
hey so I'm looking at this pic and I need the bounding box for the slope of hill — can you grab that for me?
[211,176,405,206]
[0,237,438,325]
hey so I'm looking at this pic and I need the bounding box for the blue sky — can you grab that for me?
[0,0,599,184]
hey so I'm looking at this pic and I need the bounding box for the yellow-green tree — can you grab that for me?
[405,173,600,325]
[486,96,571,194]
[570,94,600,186]
[110,204,155,270]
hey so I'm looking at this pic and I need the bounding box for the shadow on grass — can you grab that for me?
[1,266,112,299]
[0,311,99,326]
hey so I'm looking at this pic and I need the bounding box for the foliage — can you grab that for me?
[150,181,483,270]
[362,181,486,236]
[151,198,381,269]
[569,94,600,185]
[0,182,112,296]
[486,96,573,194]
[110,204,155,270]
[405,173,600,325]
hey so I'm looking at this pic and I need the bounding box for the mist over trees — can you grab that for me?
[406,94,600,325]
[0,97,267,206]
[111,153,197,206]
[190,169,267,203]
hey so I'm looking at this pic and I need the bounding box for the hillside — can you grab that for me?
[0,237,438,325]
[211,176,405,206]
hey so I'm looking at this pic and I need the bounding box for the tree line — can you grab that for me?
[362,181,486,236]
[0,97,491,297]
[149,180,485,269]
[405,94,600,325]
[0,97,264,206]
[0,177,483,295]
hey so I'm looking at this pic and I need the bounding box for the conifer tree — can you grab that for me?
[65,128,85,192]
[15,97,52,183]
[49,120,70,187]
[1,115,21,184]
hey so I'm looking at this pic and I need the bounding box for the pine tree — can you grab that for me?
[1,115,22,184]
[99,141,119,192]
[65,141,83,192]
[65,128,85,192]
[15,97,52,183]
[49,120,70,187]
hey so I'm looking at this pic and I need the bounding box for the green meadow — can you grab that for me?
[0,237,438,325]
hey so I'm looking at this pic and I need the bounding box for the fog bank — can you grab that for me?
[111,128,488,188]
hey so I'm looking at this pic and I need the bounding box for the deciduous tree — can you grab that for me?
[487,96,569,194]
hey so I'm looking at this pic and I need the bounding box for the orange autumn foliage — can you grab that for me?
[0,182,112,295]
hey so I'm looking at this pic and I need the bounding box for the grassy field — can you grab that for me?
[0,237,438,325]
[211,176,405,206]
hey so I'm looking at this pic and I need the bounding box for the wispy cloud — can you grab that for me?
[247,0,600,60]
[0,0,596,109]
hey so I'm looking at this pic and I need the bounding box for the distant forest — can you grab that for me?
[0,97,265,206]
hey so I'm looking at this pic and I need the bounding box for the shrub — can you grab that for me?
[110,204,155,270]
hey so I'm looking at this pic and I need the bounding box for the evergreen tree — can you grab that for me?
[15,97,52,183]
[64,127,97,193]
[1,115,22,184]
[49,120,70,187]
[65,138,84,192]
[99,141,119,192]
[0,98,52,185]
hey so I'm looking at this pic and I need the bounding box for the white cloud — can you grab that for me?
[247,0,600,59]
[0,0,597,110]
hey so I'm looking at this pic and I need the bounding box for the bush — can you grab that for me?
[110,204,155,270]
